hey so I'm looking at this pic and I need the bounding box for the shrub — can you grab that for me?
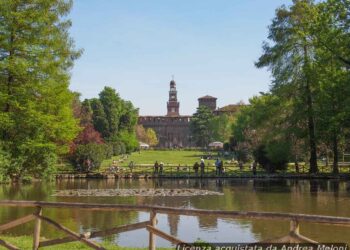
[254,141,290,173]
[108,141,127,156]
[119,131,138,153]
[0,146,11,182]
[73,143,111,172]
[0,142,57,181]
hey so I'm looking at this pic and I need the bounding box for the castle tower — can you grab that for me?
[198,95,217,112]
[167,79,180,116]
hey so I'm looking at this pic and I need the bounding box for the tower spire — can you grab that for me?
[167,78,180,116]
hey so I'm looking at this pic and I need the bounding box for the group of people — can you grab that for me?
[153,161,164,174]
[151,158,260,176]
[193,158,206,175]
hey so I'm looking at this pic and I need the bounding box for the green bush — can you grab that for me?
[119,131,138,153]
[108,141,127,156]
[266,142,291,170]
[0,146,11,182]
[254,141,290,173]
[120,142,126,154]
[73,143,111,171]
[0,142,57,181]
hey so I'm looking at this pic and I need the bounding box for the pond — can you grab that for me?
[0,179,349,247]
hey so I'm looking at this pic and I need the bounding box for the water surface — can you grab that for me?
[0,179,349,247]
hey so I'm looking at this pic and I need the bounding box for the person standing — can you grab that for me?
[154,161,159,174]
[193,162,199,175]
[200,160,205,176]
[159,162,164,174]
[295,161,300,173]
[219,160,224,175]
[215,158,220,175]
[252,161,257,176]
[129,161,134,173]
[239,161,243,171]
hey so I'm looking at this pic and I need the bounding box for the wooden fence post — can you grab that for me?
[33,206,42,250]
[149,210,157,250]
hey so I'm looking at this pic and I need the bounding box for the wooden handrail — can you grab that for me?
[0,200,349,225]
[0,200,350,249]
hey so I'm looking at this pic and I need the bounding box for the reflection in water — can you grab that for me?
[0,179,349,246]
[310,180,319,195]
[167,214,180,236]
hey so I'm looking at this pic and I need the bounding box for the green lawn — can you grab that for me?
[99,150,261,176]
[61,150,350,175]
[101,150,226,170]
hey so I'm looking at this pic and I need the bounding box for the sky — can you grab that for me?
[69,0,292,116]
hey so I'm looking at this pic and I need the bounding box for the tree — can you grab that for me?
[232,94,295,169]
[256,0,320,173]
[99,87,123,138]
[190,106,214,147]
[146,128,159,147]
[119,100,139,133]
[89,87,139,153]
[313,0,350,67]
[90,98,109,138]
[210,114,236,143]
[136,125,147,143]
[314,44,350,173]
[0,0,80,179]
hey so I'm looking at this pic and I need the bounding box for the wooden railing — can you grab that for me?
[0,200,349,249]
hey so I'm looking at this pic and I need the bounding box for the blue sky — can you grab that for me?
[69,0,292,115]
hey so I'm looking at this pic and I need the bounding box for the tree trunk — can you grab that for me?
[303,46,318,174]
[332,133,339,174]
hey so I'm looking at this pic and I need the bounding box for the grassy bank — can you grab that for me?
[0,235,171,250]
[100,150,221,170]
[58,150,350,176]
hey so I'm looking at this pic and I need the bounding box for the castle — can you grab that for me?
[138,79,241,148]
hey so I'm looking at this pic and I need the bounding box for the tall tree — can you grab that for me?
[0,0,80,179]
[256,0,319,173]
